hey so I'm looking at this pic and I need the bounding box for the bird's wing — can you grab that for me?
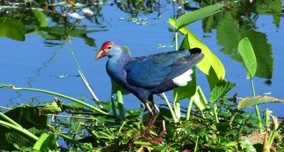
[125,48,203,89]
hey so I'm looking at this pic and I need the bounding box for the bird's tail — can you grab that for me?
[187,48,204,67]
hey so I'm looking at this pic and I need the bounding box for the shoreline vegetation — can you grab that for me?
[0,1,283,151]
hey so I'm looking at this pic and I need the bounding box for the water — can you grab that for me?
[0,2,283,116]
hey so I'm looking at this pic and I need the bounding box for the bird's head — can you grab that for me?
[96,41,123,60]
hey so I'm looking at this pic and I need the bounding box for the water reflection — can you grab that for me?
[198,1,282,82]
[114,0,162,18]
[0,0,107,45]
[216,11,273,80]
[0,1,282,89]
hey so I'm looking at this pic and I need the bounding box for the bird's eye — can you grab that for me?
[107,46,112,49]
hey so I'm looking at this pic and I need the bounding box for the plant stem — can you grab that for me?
[250,78,256,96]
[133,141,153,146]
[173,90,181,120]
[264,116,279,151]
[0,120,38,141]
[172,31,181,121]
[213,103,219,123]
[116,90,125,119]
[111,94,118,117]
[0,112,21,127]
[175,32,179,50]
[65,41,99,101]
[48,124,85,146]
[193,87,209,112]
[186,97,194,120]
[194,136,199,152]
[174,101,181,120]
[250,78,263,133]
[6,84,108,115]
[117,121,126,136]
[162,93,178,122]
[78,70,99,101]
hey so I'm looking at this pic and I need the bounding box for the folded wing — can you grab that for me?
[125,48,203,89]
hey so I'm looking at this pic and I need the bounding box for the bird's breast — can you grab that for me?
[107,60,127,80]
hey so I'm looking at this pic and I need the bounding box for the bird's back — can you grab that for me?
[125,48,203,90]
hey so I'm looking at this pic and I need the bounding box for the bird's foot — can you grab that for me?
[125,120,167,149]
[145,120,167,144]
[125,133,143,150]
[125,129,155,150]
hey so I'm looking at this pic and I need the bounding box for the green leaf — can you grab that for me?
[32,10,48,27]
[191,86,209,112]
[238,37,257,79]
[240,138,257,152]
[0,17,25,41]
[123,46,131,56]
[33,133,57,151]
[39,101,62,115]
[169,28,226,80]
[238,96,284,110]
[175,4,224,29]
[0,107,47,150]
[206,66,220,90]
[210,80,236,103]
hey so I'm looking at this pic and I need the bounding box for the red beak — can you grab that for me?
[95,50,107,60]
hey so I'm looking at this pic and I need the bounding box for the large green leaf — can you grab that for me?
[0,17,25,41]
[238,96,284,110]
[175,4,224,29]
[238,37,257,79]
[210,80,236,103]
[0,107,47,150]
[168,20,226,80]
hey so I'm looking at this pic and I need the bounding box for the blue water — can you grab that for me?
[0,3,284,116]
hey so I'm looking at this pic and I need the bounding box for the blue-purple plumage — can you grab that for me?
[96,41,203,106]
[96,41,203,144]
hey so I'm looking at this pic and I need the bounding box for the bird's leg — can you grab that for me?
[126,102,154,150]
[149,101,160,128]
[155,120,167,143]
[144,96,160,134]
[126,98,164,149]
[145,100,167,144]
[144,101,154,135]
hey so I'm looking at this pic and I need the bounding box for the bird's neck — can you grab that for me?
[107,50,130,67]
[106,50,130,83]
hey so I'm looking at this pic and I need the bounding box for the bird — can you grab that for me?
[95,41,204,144]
